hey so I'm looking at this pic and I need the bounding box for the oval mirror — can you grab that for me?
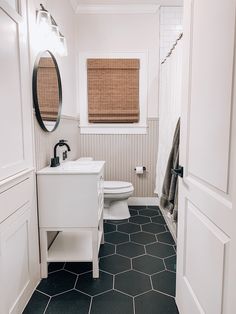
[33,50,62,132]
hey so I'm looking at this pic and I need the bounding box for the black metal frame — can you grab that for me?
[32,50,62,133]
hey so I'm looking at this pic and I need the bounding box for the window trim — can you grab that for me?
[78,52,148,134]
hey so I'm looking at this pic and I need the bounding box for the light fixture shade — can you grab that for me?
[36,4,68,57]
[36,9,51,35]
[58,34,68,56]
[51,24,59,37]
[50,24,60,52]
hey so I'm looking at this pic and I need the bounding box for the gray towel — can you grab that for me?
[160,118,180,222]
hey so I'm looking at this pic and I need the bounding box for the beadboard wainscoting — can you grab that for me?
[34,115,79,171]
[78,118,158,197]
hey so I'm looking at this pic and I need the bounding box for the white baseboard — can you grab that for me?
[128,197,159,206]
[158,203,177,243]
[16,276,41,314]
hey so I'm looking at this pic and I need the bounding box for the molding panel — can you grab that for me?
[187,0,234,193]
[0,204,31,314]
[183,201,229,314]
[0,4,33,181]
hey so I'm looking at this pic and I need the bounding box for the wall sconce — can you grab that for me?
[36,3,68,56]
[36,4,51,40]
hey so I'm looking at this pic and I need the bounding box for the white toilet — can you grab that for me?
[76,158,134,220]
[103,181,134,220]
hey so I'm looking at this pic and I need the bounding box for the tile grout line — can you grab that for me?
[35,290,51,298]
[26,206,177,314]
[42,297,51,314]
[73,274,79,289]
[88,296,93,314]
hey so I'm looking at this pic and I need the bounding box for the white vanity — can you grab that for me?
[37,160,105,278]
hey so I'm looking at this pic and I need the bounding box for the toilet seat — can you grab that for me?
[104,181,133,194]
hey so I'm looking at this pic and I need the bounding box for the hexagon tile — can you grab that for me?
[23,206,178,314]
[115,270,151,296]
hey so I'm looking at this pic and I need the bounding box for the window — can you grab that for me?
[79,52,148,134]
[87,58,140,123]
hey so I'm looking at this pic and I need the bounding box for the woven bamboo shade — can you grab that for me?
[87,58,140,123]
[37,57,59,121]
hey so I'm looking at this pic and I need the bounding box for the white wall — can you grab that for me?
[28,0,77,117]
[76,12,159,118]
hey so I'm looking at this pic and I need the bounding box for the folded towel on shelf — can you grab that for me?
[160,118,180,222]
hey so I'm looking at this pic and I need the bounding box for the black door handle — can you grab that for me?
[171,166,184,178]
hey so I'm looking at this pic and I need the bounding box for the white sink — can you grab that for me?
[37,160,105,175]
[60,161,98,171]
[74,160,94,165]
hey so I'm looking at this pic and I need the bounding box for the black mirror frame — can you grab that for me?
[32,50,62,133]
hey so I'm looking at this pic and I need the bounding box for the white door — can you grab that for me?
[176,0,236,314]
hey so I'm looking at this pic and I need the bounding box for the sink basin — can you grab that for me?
[60,161,98,171]
[74,160,94,165]
[37,160,105,175]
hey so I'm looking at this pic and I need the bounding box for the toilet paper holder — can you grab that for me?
[134,166,146,172]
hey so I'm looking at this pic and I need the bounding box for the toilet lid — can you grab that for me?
[104,181,133,190]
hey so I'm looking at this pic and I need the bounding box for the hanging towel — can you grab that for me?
[160,118,180,222]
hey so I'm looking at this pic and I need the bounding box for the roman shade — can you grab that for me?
[87,58,140,123]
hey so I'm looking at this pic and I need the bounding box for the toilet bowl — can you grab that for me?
[103,181,134,220]
[76,158,134,220]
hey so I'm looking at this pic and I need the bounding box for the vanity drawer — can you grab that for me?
[0,177,31,224]
[38,173,103,228]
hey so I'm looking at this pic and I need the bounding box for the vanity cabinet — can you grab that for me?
[37,161,105,278]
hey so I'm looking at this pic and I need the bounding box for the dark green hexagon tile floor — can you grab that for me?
[23,206,178,314]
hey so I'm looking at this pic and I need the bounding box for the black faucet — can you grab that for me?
[50,140,71,167]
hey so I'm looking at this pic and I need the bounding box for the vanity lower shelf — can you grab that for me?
[48,230,103,262]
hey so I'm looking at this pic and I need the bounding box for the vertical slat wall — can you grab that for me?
[34,117,158,196]
[78,118,158,197]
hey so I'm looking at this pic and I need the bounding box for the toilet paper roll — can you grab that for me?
[135,166,144,174]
